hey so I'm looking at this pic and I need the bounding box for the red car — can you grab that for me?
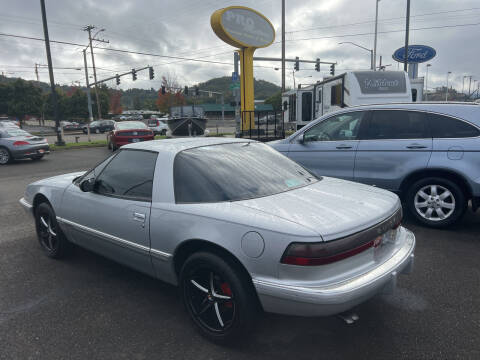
[107,121,154,151]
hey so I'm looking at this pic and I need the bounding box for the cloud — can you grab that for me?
[1,0,479,92]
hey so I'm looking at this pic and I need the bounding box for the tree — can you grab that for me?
[156,74,185,113]
[109,90,122,114]
[265,91,282,111]
[5,79,43,123]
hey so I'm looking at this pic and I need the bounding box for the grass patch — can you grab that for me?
[154,135,167,140]
[205,132,234,137]
[50,140,107,151]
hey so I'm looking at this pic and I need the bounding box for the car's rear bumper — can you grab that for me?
[19,197,34,216]
[11,145,50,159]
[253,227,415,317]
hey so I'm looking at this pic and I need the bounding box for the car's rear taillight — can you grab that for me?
[13,141,30,146]
[281,239,381,266]
[281,210,402,266]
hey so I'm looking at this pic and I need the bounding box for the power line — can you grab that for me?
[286,22,480,42]
[287,6,480,34]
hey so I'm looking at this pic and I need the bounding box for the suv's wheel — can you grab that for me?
[0,146,11,165]
[180,252,257,344]
[406,177,466,227]
[34,202,71,258]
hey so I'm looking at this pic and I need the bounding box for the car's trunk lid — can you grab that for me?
[234,177,400,240]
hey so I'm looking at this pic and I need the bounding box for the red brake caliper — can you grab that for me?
[220,282,233,308]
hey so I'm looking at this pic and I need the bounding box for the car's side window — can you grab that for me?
[428,114,480,138]
[95,150,158,201]
[366,110,428,140]
[303,111,365,142]
[75,154,116,185]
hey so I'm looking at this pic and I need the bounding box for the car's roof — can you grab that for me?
[124,137,254,153]
[328,101,480,126]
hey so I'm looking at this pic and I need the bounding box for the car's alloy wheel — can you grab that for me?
[414,185,455,221]
[186,269,236,333]
[407,177,466,227]
[180,252,257,343]
[35,203,71,258]
[0,147,10,165]
[95,128,100,134]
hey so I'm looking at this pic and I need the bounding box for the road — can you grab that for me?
[1,148,479,360]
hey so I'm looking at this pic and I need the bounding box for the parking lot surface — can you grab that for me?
[1,147,479,359]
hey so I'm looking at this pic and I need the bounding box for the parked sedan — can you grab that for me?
[270,103,480,227]
[0,128,49,164]
[20,138,415,343]
[82,120,115,134]
[107,121,154,151]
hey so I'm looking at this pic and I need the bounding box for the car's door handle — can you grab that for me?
[406,144,428,149]
[133,212,146,223]
[336,145,353,149]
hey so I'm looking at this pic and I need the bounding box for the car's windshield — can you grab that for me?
[174,142,318,203]
[117,121,147,130]
[3,129,31,138]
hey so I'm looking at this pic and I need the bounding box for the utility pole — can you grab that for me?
[40,0,64,146]
[468,75,473,95]
[83,49,93,142]
[373,0,380,71]
[281,0,285,92]
[34,63,39,81]
[425,64,431,101]
[446,71,451,101]
[84,25,108,120]
[234,51,241,136]
[404,0,410,72]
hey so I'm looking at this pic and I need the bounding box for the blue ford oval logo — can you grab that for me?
[392,45,436,63]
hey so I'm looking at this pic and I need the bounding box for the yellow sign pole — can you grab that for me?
[239,48,256,130]
[210,6,275,133]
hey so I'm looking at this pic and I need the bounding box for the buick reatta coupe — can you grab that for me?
[20,138,415,343]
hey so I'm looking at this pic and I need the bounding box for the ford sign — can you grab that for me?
[392,45,436,63]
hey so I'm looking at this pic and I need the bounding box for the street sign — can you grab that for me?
[230,82,240,90]
[232,72,239,82]
[392,45,436,63]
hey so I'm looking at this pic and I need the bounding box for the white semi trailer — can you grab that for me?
[283,71,416,129]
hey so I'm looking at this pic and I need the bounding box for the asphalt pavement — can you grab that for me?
[1,148,479,359]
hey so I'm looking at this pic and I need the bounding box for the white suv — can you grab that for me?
[147,117,168,135]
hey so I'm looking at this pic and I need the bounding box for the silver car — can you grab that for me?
[271,103,480,227]
[20,138,415,343]
[0,127,49,165]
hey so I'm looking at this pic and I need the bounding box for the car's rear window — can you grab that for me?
[3,129,31,137]
[174,142,318,203]
[117,121,147,130]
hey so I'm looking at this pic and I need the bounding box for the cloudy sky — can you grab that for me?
[1,0,479,93]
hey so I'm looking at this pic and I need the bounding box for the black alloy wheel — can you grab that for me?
[35,202,71,258]
[180,252,257,344]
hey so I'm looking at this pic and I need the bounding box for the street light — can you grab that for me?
[338,42,374,70]
[446,71,452,101]
[425,64,431,101]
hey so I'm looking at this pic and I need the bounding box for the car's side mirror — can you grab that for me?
[298,133,306,144]
[80,178,95,192]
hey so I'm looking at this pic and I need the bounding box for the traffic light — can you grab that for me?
[315,58,320,72]
[161,86,166,94]
[184,86,188,95]
[149,66,154,80]
[132,69,137,81]
[330,64,335,76]
[195,86,199,96]
[294,56,299,71]
[115,74,120,85]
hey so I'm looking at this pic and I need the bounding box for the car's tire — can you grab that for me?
[0,146,12,165]
[161,129,167,136]
[406,177,467,228]
[180,251,258,344]
[83,129,87,134]
[111,142,117,152]
[34,202,72,259]
[107,140,111,150]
